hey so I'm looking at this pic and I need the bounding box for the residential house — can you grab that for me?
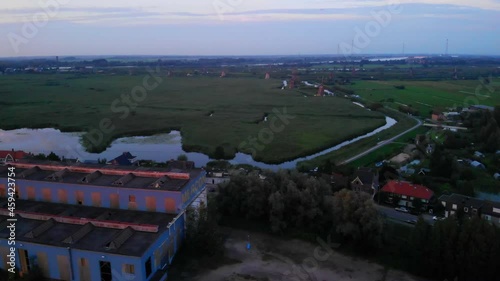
[107,152,137,166]
[470,160,486,169]
[431,111,445,121]
[439,194,500,226]
[0,149,27,164]
[351,168,378,194]
[331,173,349,190]
[474,151,485,158]
[380,180,434,212]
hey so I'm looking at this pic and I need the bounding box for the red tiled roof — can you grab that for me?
[381,180,434,200]
[0,150,27,160]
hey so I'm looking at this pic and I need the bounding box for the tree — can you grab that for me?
[331,189,384,248]
[214,146,225,159]
[47,151,61,161]
[177,154,188,161]
[185,203,224,257]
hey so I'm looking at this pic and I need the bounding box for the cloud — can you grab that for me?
[0,0,499,26]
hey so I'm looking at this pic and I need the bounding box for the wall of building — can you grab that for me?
[0,178,195,214]
[0,216,184,281]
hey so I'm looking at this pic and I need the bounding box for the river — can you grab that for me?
[0,115,396,170]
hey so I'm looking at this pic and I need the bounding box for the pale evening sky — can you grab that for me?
[0,0,499,57]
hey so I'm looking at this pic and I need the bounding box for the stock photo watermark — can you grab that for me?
[213,0,245,20]
[8,0,70,54]
[340,0,402,56]
[267,235,338,281]
[238,107,295,160]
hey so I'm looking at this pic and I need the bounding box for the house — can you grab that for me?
[380,180,434,211]
[470,105,495,112]
[474,151,485,158]
[107,152,137,166]
[470,160,486,169]
[331,173,349,190]
[0,149,27,164]
[439,194,500,226]
[431,111,445,121]
[351,167,378,194]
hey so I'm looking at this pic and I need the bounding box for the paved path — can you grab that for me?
[375,204,435,225]
[339,113,422,165]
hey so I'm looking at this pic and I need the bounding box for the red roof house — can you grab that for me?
[0,150,28,163]
[381,180,435,211]
[381,180,434,200]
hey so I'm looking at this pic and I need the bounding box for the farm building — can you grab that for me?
[0,160,207,280]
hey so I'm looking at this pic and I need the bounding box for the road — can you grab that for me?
[376,204,435,225]
[339,113,423,165]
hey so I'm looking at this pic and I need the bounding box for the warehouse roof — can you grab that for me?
[0,200,177,257]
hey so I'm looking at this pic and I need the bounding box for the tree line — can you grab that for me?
[210,169,500,281]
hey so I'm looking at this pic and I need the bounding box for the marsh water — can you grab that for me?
[0,116,396,170]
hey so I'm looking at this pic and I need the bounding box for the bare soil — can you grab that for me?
[182,228,428,281]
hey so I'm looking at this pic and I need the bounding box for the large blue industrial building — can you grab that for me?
[0,160,207,281]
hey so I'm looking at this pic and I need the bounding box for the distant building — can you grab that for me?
[380,181,434,211]
[470,105,494,112]
[331,173,349,190]
[474,151,485,158]
[0,149,27,164]
[439,194,500,226]
[351,168,378,194]
[470,160,486,169]
[389,153,411,166]
[107,152,137,166]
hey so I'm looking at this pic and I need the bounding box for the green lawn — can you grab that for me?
[0,73,385,163]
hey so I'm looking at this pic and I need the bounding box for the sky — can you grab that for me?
[0,0,499,57]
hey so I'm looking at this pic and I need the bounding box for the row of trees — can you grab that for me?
[216,170,384,249]
[404,217,500,281]
[215,169,500,280]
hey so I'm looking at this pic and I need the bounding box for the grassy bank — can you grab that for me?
[297,108,419,170]
[0,74,384,163]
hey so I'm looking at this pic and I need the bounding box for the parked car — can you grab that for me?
[432,216,445,221]
[405,219,418,225]
[395,207,409,213]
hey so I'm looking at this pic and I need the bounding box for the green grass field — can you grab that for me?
[0,74,385,163]
[348,80,500,116]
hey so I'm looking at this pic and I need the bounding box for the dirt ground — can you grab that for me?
[185,228,428,281]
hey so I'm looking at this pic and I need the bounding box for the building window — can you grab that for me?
[99,261,112,281]
[123,264,135,275]
[19,249,31,273]
[402,195,407,199]
[80,258,87,266]
[76,191,84,205]
[145,257,152,278]
[452,204,457,210]
[129,195,136,203]
[464,207,468,213]
[484,215,491,221]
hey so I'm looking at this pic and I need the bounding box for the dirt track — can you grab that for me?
[188,228,428,281]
